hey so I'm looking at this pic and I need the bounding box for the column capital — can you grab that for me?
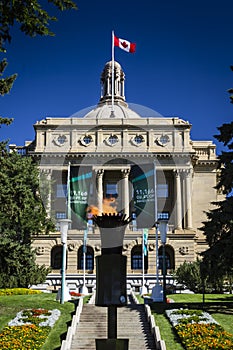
[96,169,104,177]
[121,168,130,178]
[183,168,193,177]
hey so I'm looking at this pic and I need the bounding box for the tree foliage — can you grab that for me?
[0,236,50,288]
[174,260,204,293]
[0,0,77,52]
[201,68,233,284]
[0,152,54,288]
[0,152,54,244]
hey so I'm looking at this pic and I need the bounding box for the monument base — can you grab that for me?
[95,339,129,350]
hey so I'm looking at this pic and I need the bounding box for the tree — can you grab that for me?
[0,151,54,288]
[0,1,77,288]
[0,0,77,53]
[0,152,54,244]
[174,260,204,293]
[0,59,16,150]
[0,236,50,288]
[201,67,233,286]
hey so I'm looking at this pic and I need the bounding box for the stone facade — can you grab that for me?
[11,61,221,292]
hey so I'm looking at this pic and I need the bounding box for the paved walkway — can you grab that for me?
[70,303,156,349]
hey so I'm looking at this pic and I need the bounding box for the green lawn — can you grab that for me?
[0,293,76,350]
[139,294,233,350]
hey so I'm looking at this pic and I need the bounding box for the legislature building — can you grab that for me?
[11,61,220,292]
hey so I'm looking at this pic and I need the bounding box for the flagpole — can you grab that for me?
[142,229,145,288]
[67,162,71,221]
[111,30,115,113]
[82,228,88,295]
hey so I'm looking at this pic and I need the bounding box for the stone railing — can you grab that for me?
[144,304,166,350]
[130,290,166,350]
[60,296,83,350]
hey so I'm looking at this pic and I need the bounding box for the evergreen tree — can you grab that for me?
[0,152,54,288]
[0,0,77,288]
[0,236,50,288]
[201,68,233,284]
[0,152,54,243]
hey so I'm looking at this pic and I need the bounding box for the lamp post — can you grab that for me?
[159,219,168,303]
[59,219,71,304]
[151,222,163,301]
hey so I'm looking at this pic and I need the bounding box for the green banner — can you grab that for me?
[130,164,155,229]
[69,166,92,229]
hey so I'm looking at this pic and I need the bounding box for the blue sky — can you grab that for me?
[1,0,233,154]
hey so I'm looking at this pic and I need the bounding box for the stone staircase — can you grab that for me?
[70,303,156,349]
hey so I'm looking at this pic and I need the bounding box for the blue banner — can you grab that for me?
[130,164,155,229]
[69,166,93,229]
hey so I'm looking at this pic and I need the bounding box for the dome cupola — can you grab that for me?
[99,61,127,107]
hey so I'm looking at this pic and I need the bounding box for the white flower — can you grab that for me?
[166,308,219,327]
[8,309,61,328]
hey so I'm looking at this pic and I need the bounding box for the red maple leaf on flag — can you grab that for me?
[120,41,129,49]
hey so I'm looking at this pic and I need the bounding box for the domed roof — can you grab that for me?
[70,61,164,120]
[70,103,163,119]
[83,103,141,119]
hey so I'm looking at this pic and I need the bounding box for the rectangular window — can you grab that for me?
[157,184,168,198]
[106,182,118,198]
[56,184,67,198]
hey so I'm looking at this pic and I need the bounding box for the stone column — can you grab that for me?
[96,169,104,215]
[184,169,193,229]
[174,170,182,230]
[121,169,130,217]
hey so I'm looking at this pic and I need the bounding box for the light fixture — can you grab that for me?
[159,218,168,303]
[159,219,168,245]
[59,219,71,304]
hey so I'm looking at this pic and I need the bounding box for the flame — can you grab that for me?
[87,197,117,216]
[103,197,117,214]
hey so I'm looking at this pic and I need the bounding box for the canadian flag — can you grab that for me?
[114,35,136,53]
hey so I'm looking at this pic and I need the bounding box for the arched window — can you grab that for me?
[51,245,62,269]
[131,245,148,271]
[158,245,175,271]
[77,246,94,271]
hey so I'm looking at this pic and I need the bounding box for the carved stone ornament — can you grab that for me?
[130,134,145,147]
[79,134,93,147]
[53,134,68,147]
[123,243,129,251]
[155,134,170,147]
[179,246,189,255]
[68,243,76,251]
[104,134,119,146]
[35,246,45,255]
[149,243,155,251]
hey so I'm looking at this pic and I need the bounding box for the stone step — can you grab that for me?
[70,303,156,350]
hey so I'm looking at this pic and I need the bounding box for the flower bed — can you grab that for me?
[0,288,42,296]
[0,308,60,349]
[166,308,233,350]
